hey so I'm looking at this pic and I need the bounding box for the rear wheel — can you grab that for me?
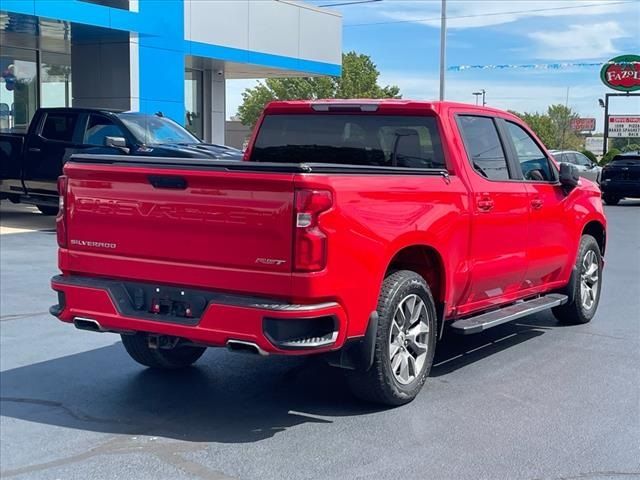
[120,333,206,369]
[346,270,437,406]
[602,195,620,205]
[36,205,58,215]
[553,234,602,325]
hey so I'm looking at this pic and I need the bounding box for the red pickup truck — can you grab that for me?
[50,100,606,405]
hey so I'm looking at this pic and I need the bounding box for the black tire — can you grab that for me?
[553,234,602,325]
[36,205,59,215]
[120,333,206,369]
[602,195,620,205]
[346,270,437,406]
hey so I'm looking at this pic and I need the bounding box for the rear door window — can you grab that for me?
[41,113,78,142]
[251,114,446,169]
[457,116,510,181]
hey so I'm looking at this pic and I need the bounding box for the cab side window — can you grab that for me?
[505,121,555,181]
[41,113,78,142]
[84,114,126,146]
[458,116,510,181]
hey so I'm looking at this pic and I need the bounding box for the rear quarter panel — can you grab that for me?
[292,173,472,337]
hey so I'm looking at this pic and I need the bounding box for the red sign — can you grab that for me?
[570,118,596,131]
[600,55,640,92]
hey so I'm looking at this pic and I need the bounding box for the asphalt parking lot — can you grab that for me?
[1,199,639,480]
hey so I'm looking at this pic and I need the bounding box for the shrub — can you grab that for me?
[581,150,598,164]
[601,148,621,166]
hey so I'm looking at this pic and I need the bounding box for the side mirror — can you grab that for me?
[559,162,580,189]
[104,136,129,154]
[104,136,127,148]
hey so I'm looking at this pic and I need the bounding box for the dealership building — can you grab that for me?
[0,0,342,143]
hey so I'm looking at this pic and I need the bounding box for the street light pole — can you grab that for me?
[439,0,447,101]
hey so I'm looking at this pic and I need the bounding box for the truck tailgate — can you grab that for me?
[62,160,295,296]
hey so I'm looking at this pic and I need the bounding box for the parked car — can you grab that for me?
[549,150,602,183]
[0,108,242,214]
[50,100,606,406]
[600,151,640,205]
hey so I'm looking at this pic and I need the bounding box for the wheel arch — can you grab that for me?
[582,220,606,256]
[385,245,446,302]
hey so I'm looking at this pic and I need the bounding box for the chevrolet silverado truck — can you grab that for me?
[50,100,607,406]
[0,107,241,214]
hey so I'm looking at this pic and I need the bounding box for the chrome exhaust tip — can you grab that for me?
[73,317,104,332]
[226,339,269,356]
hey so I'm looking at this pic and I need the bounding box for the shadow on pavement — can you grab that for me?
[0,314,554,443]
[0,201,56,232]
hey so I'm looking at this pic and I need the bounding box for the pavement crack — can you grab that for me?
[533,471,640,480]
[0,312,49,321]
[0,396,136,425]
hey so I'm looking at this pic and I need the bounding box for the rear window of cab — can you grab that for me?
[251,114,446,169]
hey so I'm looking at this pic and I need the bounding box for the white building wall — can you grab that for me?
[185,0,342,67]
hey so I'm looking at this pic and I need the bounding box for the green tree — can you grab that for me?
[547,104,582,150]
[511,105,583,150]
[237,51,401,127]
[510,111,554,147]
[610,137,640,151]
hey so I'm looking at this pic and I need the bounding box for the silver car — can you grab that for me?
[550,150,602,184]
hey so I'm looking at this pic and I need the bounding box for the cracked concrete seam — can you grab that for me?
[0,434,237,480]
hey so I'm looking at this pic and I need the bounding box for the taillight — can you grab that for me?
[294,189,333,272]
[56,175,68,248]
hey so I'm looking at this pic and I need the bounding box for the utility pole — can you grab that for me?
[439,0,447,101]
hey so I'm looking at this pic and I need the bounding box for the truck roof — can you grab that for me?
[36,107,125,114]
[263,99,514,117]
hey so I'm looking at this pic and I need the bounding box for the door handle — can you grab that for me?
[28,147,41,153]
[477,198,494,211]
[531,198,544,210]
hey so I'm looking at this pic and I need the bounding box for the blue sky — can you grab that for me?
[227,0,640,132]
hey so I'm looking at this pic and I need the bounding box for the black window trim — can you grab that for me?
[38,111,83,144]
[497,118,559,184]
[454,113,519,183]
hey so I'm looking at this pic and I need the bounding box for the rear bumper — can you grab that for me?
[600,180,640,197]
[50,275,348,355]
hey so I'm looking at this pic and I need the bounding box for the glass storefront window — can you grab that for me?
[41,52,72,109]
[185,69,203,140]
[0,47,37,132]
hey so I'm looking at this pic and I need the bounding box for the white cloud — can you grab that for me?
[529,21,628,60]
[369,0,637,29]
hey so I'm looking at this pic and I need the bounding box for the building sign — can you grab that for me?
[585,137,604,155]
[608,116,640,138]
[600,55,640,92]
[570,118,596,131]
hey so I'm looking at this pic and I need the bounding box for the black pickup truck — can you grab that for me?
[0,108,242,214]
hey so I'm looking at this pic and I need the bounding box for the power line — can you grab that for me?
[344,0,638,28]
[319,0,382,7]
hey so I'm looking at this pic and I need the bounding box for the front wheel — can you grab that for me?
[121,333,206,369]
[346,270,437,406]
[553,234,602,325]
